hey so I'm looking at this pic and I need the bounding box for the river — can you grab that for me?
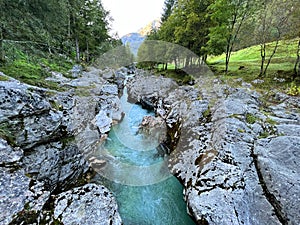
[92,86,195,225]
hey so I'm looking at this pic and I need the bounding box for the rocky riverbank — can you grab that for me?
[126,74,300,225]
[0,66,126,224]
[0,66,299,225]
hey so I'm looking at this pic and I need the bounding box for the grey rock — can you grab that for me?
[22,142,88,191]
[252,79,264,84]
[242,81,252,88]
[27,180,51,211]
[127,75,178,104]
[99,86,124,122]
[0,83,51,123]
[16,110,63,149]
[45,71,70,83]
[102,68,115,79]
[96,110,113,134]
[101,84,119,96]
[70,64,83,78]
[0,138,23,165]
[276,124,300,136]
[0,168,33,225]
[255,136,300,224]
[54,183,122,225]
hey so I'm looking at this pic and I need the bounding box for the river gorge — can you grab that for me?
[0,65,299,225]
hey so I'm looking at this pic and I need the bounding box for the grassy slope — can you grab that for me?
[207,39,300,94]
[0,43,73,91]
[208,39,298,76]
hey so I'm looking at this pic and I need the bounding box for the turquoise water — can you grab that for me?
[94,87,195,225]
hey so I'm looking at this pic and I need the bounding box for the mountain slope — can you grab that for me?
[121,19,161,56]
[121,33,145,56]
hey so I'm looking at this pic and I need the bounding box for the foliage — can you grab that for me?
[151,0,298,78]
[0,0,118,64]
[286,82,300,96]
[207,0,257,72]
[245,113,258,124]
[161,0,177,22]
[0,44,73,90]
[254,0,297,77]
[159,0,212,60]
[208,38,299,81]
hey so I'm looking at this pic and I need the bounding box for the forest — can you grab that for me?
[0,0,299,91]
[139,0,300,82]
[0,0,120,63]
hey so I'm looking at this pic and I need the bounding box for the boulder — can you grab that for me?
[0,168,33,224]
[22,142,89,191]
[0,138,23,166]
[0,81,50,123]
[96,110,113,134]
[70,64,83,78]
[54,184,122,225]
[255,136,300,224]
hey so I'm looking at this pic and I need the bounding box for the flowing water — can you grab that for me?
[93,86,195,225]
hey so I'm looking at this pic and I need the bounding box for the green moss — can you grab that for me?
[258,131,270,139]
[265,117,278,125]
[0,45,73,91]
[0,59,67,91]
[61,136,76,149]
[286,82,300,96]
[0,123,16,146]
[0,75,10,81]
[245,113,258,124]
[49,100,64,111]
[238,128,245,133]
[202,109,211,118]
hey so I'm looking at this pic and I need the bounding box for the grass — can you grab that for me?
[0,60,66,91]
[208,39,297,65]
[0,44,73,91]
[155,68,195,85]
[207,39,300,94]
[245,113,259,124]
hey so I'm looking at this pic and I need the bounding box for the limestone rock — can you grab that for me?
[255,136,300,224]
[0,138,23,166]
[22,142,89,191]
[0,168,33,224]
[96,110,113,134]
[54,184,122,225]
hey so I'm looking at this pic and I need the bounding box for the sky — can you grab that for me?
[102,0,165,37]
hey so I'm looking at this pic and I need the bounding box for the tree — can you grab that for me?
[161,0,177,22]
[207,0,256,73]
[290,1,300,79]
[255,0,295,77]
[158,0,212,68]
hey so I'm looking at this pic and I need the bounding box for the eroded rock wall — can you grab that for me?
[0,67,126,224]
[127,74,300,225]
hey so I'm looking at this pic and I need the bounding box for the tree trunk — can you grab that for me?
[0,26,4,62]
[293,39,300,80]
[86,40,89,63]
[75,36,80,63]
[165,62,168,70]
[263,38,279,76]
[259,44,266,77]
[174,58,178,70]
[225,45,230,73]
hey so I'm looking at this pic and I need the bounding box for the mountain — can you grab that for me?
[121,33,145,56]
[138,19,161,36]
[121,19,161,56]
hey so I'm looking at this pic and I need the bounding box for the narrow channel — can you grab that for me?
[93,84,195,225]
